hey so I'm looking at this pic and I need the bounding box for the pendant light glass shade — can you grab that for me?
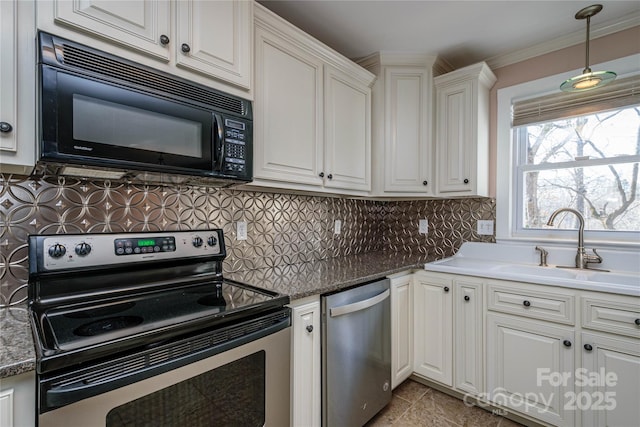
[560,4,616,93]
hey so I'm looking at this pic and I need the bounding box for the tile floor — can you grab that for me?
[366,379,527,427]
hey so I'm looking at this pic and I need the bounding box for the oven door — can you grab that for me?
[38,326,290,427]
[39,65,220,176]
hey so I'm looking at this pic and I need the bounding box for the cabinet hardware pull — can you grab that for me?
[563,340,572,347]
[584,344,593,351]
[319,172,324,178]
[0,122,13,133]
[422,180,428,186]
[464,295,470,301]
[635,318,640,326]
[160,34,170,45]
[327,174,333,180]
[463,178,469,184]
[181,43,191,53]
[306,325,313,333]
[523,300,531,307]
[443,286,449,292]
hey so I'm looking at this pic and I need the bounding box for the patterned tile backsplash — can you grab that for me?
[0,174,495,306]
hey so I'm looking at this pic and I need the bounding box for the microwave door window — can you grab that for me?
[73,95,203,158]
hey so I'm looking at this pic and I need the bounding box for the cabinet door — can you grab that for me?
[391,274,413,389]
[581,331,640,427]
[384,67,432,193]
[291,299,321,427]
[487,313,575,426]
[436,79,474,194]
[454,278,484,396]
[52,0,171,61]
[253,25,323,186]
[324,66,371,192]
[0,0,36,174]
[413,273,453,386]
[175,0,251,88]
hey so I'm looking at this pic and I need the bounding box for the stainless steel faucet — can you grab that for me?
[546,208,605,270]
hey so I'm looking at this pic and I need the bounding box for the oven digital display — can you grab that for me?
[114,237,176,255]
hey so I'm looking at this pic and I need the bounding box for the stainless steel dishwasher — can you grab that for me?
[321,278,391,427]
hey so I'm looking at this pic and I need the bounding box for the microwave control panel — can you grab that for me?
[223,119,247,175]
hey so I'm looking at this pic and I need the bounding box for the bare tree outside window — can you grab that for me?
[515,105,640,232]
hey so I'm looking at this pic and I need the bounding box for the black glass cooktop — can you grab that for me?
[38,280,279,353]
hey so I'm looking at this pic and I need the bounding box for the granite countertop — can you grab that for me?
[0,250,432,379]
[0,304,36,378]
[226,250,432,300]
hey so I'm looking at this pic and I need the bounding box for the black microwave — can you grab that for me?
[36,32,252,185]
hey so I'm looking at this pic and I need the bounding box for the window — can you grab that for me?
[496,55,640,247]
[514,104,640,233]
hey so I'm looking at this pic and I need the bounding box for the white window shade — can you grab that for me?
[512,75,640,127]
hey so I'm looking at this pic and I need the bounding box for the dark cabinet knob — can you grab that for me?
[327,174,333,180]
[0,122,13,133]
[523,300,531,307]
[584,344,593,351]
[181,43,191,53]
[443,286,449,292]
[563,340,572,348]
[306,325,313,333]
[635,318,640,326]
[319,172,324,178]
[160,34,170,45]
[422,181,428,186]
[464,295,470,301]
[463,178,469,184]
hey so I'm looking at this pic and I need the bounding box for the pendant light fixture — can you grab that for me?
[560,4,616,92]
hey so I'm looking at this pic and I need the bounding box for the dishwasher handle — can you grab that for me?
[330,289,390,318]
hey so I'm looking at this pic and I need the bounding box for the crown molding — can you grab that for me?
[486,12,640,70]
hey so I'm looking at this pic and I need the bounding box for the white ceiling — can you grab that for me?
[257,1,640,70]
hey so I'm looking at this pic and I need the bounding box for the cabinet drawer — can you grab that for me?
[487,281,575,325]
[582,295,640,338]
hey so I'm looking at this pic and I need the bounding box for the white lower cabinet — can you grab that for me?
[0,371,35,427]
[390,273,413,389]
[486,313,576,426]
[413,271,453,386]
[290,296,321,427]
[580,331,640,427]
[454,278,484,396]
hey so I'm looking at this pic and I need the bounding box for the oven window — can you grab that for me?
[73,94,203,158]
[106,351,265,426]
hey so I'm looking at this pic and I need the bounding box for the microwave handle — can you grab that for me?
[213,114,225,170]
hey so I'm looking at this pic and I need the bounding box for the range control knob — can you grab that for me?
[207,236,218,246]
[48,244,66,258]
[192,236,203,247]
[75,242,92,256]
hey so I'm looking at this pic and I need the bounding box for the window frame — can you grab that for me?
[496,54,640,249]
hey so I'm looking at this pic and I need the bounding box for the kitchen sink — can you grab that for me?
[495,264,579,279]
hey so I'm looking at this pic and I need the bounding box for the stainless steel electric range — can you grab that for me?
[28,229,291,427]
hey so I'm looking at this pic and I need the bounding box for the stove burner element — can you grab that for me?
[74,316,144,337]
[64,301,136,319]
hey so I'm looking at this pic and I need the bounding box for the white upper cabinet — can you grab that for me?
[253,22,323,186]
[250,4,374,196]
[434,62,496,196]
[37,0,252,96]
[323,65,371,192]
[50,0,172,61]
[0,0,36,174]
[358,53,437,197]
[175,0,251,88]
